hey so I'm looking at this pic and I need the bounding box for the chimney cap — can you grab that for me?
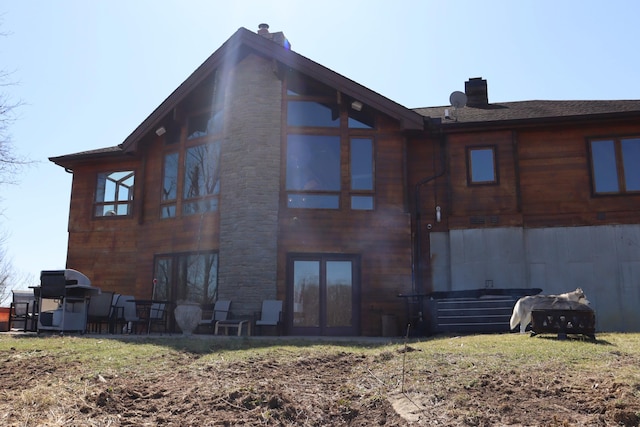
[258,23,270,35]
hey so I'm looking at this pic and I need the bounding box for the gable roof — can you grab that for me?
[50,26,640,169]
[121,27,427,150]
[415,99,640,129]
[50,26,426,169]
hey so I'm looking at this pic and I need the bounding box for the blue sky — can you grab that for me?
[1,1,639,291]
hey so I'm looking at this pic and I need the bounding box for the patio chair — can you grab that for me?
[113,295,143,334]
[148,302,169,334]
[198,300,231,333]
[86,291,114,333]
[9,290,38,332]
[255,300,283,336]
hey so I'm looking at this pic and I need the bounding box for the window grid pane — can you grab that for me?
[350,138,373,190]
[293,260,320,327]
[469,148,496,183]
[621,138,640,191]
[95,171,134,217]
[591,140,620,193]
[286,135,340,192]
[162,152,179,201]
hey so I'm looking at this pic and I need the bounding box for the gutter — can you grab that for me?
[412,130,446,295]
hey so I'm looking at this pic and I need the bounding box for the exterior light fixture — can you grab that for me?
[155,126,166,136]
[351,101,363,111]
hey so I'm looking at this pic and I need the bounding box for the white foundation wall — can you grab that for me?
[430,225,640,332]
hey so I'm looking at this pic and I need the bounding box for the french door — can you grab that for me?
[287,254,360,336]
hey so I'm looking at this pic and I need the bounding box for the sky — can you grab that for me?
[1,1,639,294]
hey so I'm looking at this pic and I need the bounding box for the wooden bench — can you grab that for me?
[424,288,542,334]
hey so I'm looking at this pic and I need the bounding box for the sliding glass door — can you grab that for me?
[288,254,360,336]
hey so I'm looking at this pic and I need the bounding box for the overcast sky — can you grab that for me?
[1,1,639,291]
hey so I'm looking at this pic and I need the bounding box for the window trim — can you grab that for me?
[588,136,640,196]
[466,145,498,186]
[283,74,377,211]
[153,250,219,306]
[94,170,135,218]
[182,140,221,216]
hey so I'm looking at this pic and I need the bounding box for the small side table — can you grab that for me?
[214,319,251,336]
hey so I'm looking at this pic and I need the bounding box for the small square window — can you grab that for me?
[467,147,497,185]
[95,171,134,217]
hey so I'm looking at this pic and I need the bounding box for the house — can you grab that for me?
[50,25,640,335]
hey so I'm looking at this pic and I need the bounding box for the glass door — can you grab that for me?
[288,254,360,336]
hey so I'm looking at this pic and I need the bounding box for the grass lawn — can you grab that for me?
[1,332,639,426]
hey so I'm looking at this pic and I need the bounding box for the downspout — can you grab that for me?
[412,128,446,295]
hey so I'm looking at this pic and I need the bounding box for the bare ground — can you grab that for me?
[1,337,639,426]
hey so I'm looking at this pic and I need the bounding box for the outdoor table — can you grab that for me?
[214,318,252,336]
[127,299,172,334]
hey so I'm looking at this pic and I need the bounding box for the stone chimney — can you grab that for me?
[465,77,488,107]
[256,23,291,50]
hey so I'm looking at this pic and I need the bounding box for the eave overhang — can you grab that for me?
[117,27,424,155]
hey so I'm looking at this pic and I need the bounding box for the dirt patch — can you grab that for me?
[0,349,404,426]
[1,342,639,426]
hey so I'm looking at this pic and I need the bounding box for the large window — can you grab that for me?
[467,146,497,185]
[153,252,218,305]
[161,141,222,218]
[95,171,134,217]
[285,72,376,210]
[590,137,640,194]
[183,142,221,215]
[159,70,224,218]
[286,135,340,209]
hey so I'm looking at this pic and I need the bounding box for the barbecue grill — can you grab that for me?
[36,269,100,333]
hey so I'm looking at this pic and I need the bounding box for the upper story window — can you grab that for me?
[286,135,341,209]
[160,70,224,218]
[350,138,374,210]
[95,171,134,217]
[187,110,224,140]
[467,146,497,185]
[183,142,221,215]
[161,152,179,218]
[287,101,339,128]
[589,137,640,194]
[284,72,376,211]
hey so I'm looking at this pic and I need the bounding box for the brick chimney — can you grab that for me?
[256,23,291,50]
[465,77,488,107]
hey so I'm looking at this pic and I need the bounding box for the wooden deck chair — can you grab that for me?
[255,300,283,335]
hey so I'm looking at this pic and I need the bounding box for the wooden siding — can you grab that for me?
[440,122,640,229]
[277,127,413,336]
[447,130,520,228]
[65,138,222,298]
[518,122,640,227]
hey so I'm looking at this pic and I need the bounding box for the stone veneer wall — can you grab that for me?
[216,53,282,316]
